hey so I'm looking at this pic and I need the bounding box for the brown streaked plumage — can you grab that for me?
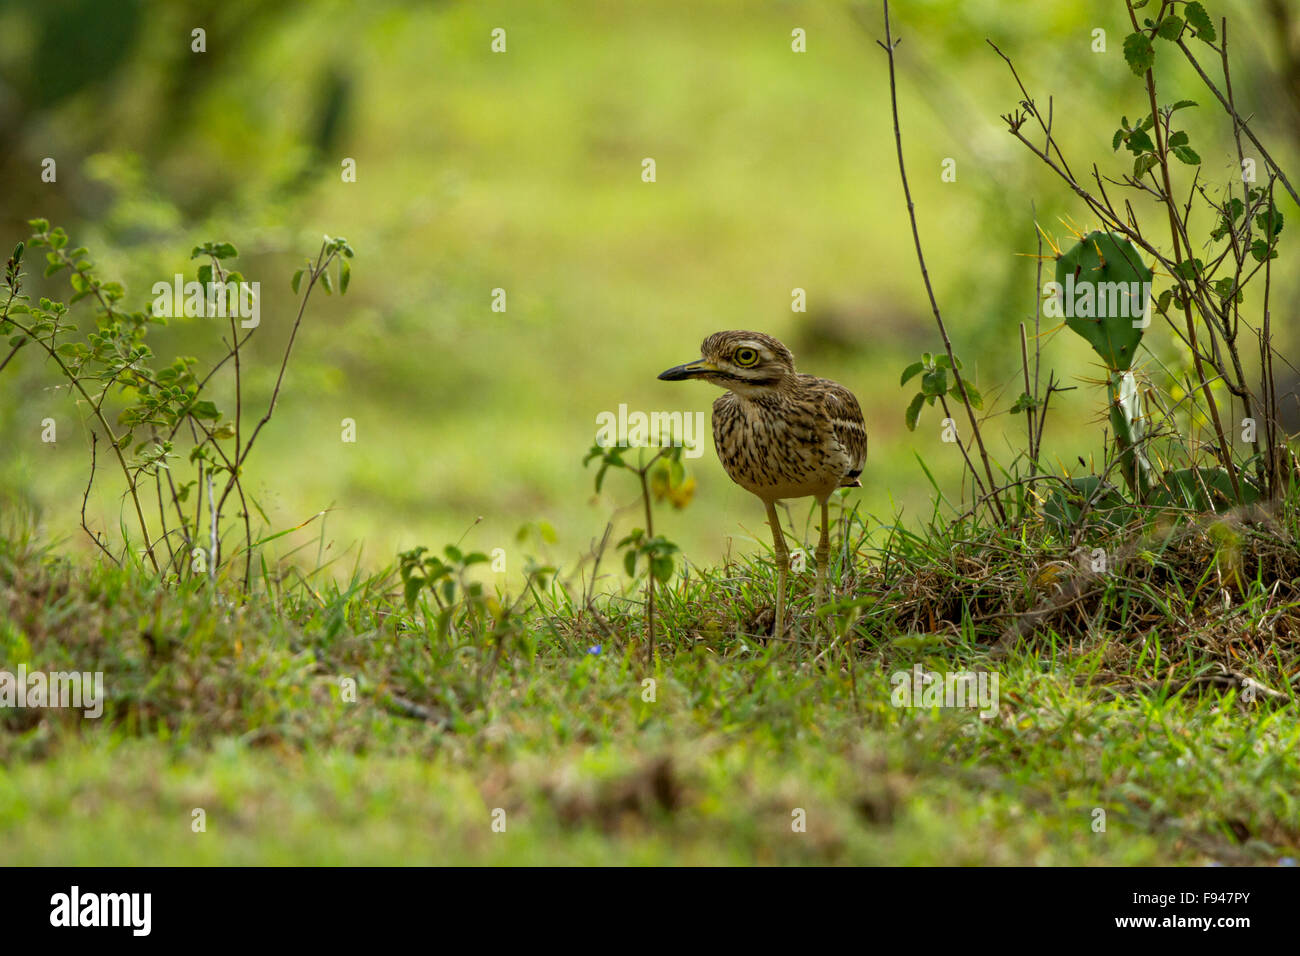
[658,330,867,639]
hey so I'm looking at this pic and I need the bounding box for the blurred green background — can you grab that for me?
[1,0,1296,576]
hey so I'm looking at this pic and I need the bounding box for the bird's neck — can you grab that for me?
[725,374,795,402]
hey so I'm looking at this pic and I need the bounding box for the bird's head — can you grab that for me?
[657,331,795,396]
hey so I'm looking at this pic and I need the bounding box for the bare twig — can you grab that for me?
[879,1,1005,522]
[80,432,119,566]
[1176,37,1300,208]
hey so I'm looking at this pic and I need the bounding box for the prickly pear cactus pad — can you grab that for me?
[1052,231,1153,371]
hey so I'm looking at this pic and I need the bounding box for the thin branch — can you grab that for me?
[80,432,120,565]
[1176,38,1300,208]
[879,1,1006,521]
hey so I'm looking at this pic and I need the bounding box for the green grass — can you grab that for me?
[2,495,1297,865]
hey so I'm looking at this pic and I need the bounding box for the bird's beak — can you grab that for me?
[657,358,717,381]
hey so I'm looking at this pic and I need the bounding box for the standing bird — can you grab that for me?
[658,331,867,639]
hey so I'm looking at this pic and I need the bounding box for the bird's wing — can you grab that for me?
[818,380,868,479]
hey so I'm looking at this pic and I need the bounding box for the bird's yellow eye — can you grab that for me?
[734,347,759,367]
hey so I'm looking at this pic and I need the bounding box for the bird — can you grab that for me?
[658,330,867,639]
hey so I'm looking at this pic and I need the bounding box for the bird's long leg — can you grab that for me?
[764,499,789,641]
[815,497,831,635]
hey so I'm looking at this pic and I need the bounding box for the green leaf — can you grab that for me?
[1171,145,1201,165]
[1155,16,1183,40]
[1133,153,1160,178]
[1169,99,1198,112]
[623,549,637,577]
[1166,130,1189,148]
[1255,208,1283,237]
[1123,32,1155,75]
[650,555,674,582]
[920,367,948,396]
[188,400,220,420]
[1159,16,1190,39]
[291,269,304,294]
[339,258,351,295]
[1172,258,1204,279]
[1250,238,1278,262]
[320,269,333,295]
[1212,277,1240,301]
[899,361,924,386]
[904,392,925,432]
[1010,392,1036,414]
[957,381,983,410]
[1125,128,1155,155]
[403,577,423,611]
[1112,128,1126,151]
[1184,2,1216,42]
